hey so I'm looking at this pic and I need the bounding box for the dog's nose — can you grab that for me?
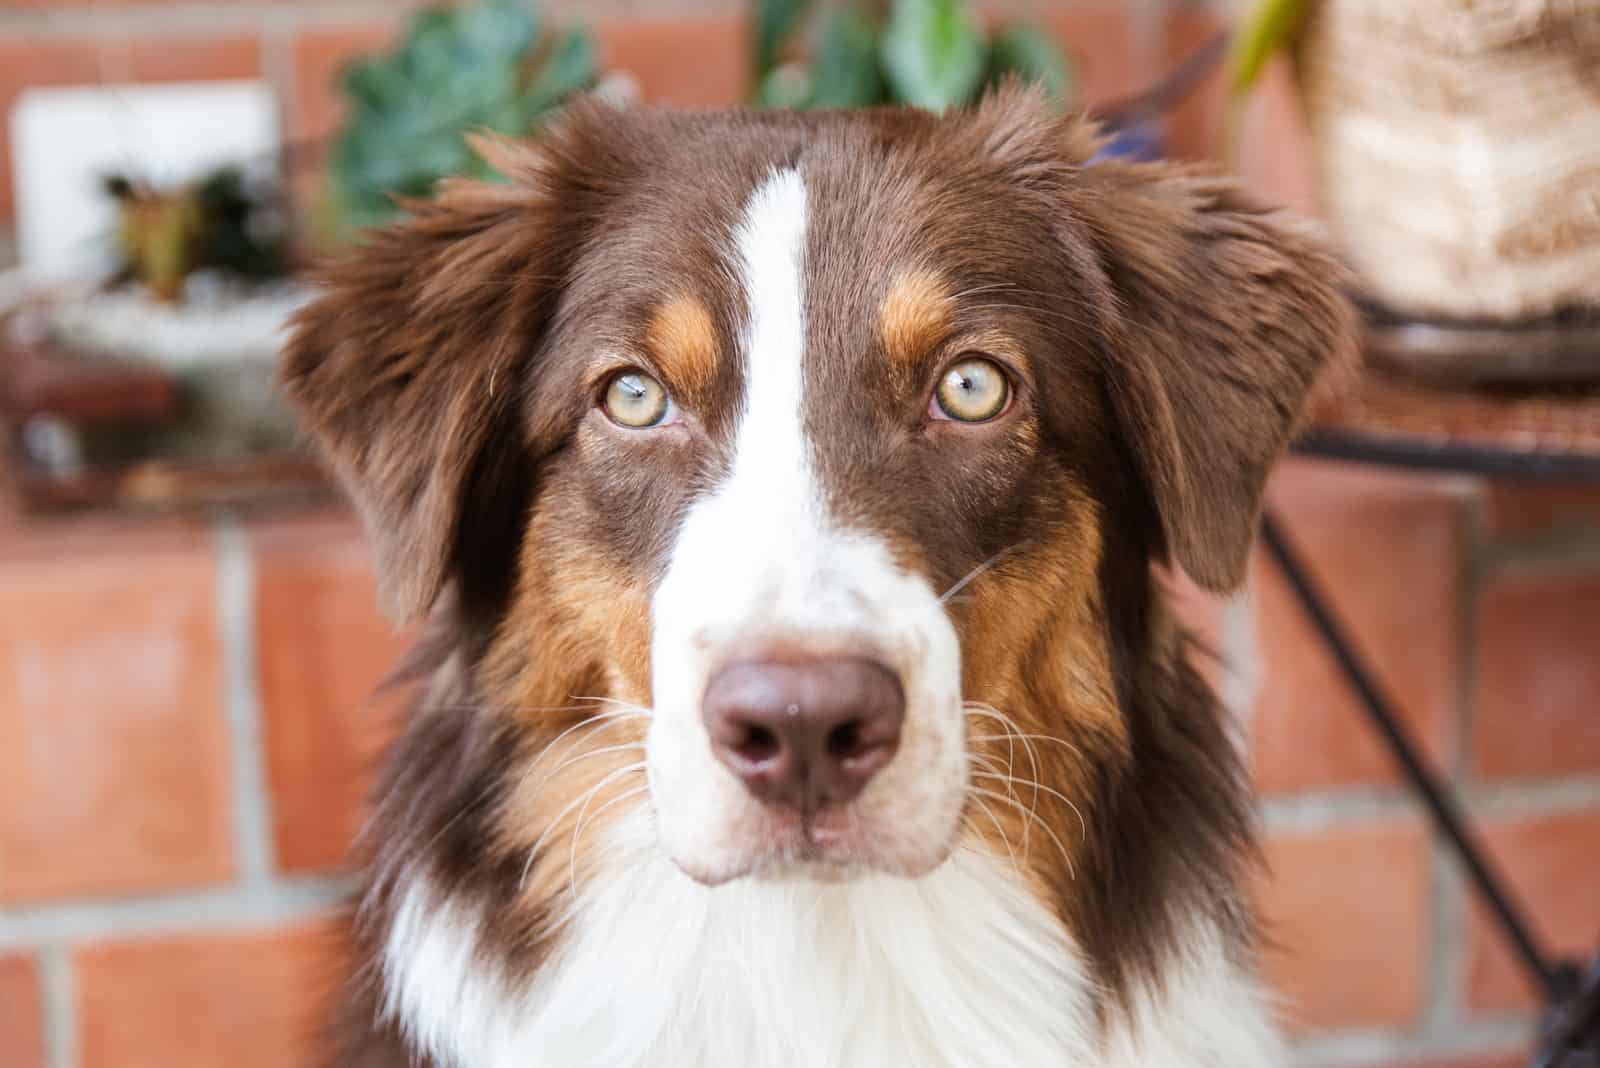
[702,657,904,810]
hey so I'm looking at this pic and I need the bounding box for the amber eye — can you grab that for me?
[602,371,672,428]
[933,356,1010,423]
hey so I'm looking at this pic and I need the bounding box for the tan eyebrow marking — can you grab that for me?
[646,295,720,395]
[879,268,954,368]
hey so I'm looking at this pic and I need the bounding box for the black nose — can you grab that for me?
[702,657,905,810]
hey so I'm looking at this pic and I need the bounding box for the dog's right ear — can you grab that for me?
[281,134,587,623]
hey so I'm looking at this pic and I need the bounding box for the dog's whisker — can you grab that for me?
[964,704,1032,850]
[416,709,649,873]
[946,280,1019,301]
[968,786,1075,881]
[962,704,1020,785]
[966,752,1013,778]
[967,732,1089,763]
[520,760,647,895]
[543,784,651,931]
[569,694,653,713]
[939,546,1021,604]
[543,741,648,780]
[964,704,1043,841]
[425,701,600,716]
[522,711,647,779]
[567,779,651,905]
[966,791,1021,873]
[516,740,649,810]
[972,770,1090,843]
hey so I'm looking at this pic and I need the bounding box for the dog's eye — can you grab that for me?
[932,356,1010,423]
[603,371,673,428]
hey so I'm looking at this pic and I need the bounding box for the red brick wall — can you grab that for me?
[2,4,1598,1068]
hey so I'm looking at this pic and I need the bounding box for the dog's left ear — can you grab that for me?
[1064,157,1359,593]
[281,131,593,622]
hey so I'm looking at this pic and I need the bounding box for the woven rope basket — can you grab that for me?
[1296,0,1600,322]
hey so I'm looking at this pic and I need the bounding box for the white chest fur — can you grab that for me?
[381,819,1280,1068]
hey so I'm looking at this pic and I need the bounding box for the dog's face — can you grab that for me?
[285,92,1352,896]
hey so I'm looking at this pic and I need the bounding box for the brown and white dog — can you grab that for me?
[283,87,1355,1067]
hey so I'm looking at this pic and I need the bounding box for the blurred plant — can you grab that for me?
[329,0,597,232]
[1222,0,1312,158]
[754,0,1072,112]
[103,167,291,304]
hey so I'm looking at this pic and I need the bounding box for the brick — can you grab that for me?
[1234,57,1319,215]
[1384,1054,1526,1068]
[0,33,261,220]
[0,955,44,1068]
[0,519,233,902]
[253,511,410,872]
[1485,483,1600,541]
[1162,6,1226,162]
[1251,461,1470,794]
[288,22,402,147]
[1035,5,1142,110]
[1473,573,1600,779]
[1160,9,1317,213]
[0,1,256,6]
[596,13,748,108]
[77,919,344,1068]
[1258,818,1432,1033]
[1466,807,1600,1013]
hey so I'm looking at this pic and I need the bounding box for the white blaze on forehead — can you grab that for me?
[729,166,814,529]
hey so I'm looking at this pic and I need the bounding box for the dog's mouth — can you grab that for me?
[655,781,962,887]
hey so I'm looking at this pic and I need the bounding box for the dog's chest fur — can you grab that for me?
[382,814,1279,1068]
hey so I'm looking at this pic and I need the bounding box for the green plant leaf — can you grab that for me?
[525,28,598,115]
[756,63,814,109]
[328,0,596,232]
[986,24,1072,101]
[755,0,817,79]
[808,5,884,108]
[455,0,538,65]
[880,0,987,111]
[1227,0,1309,96]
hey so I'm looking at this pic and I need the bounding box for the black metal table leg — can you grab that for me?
[1260,511,1599,1065]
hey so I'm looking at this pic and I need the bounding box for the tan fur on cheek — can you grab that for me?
[879,268,954,370]
[954,489,1122,901]
[478,494,656,928]
[482,497,655,714]
[498,717,650,926]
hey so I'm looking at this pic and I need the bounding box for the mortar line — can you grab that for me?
[38,944,77,1068]
[1420,479,1489,1033]
[0,0,628,36]
[0,875,356,951]
[216,515,276,885]
[260,4,299,131]
[1222,585,1256,721]
[1260,772,1600,830]
[1287,1011,1534,1067]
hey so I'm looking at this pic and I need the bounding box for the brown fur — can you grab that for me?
[281,87,1356,1064]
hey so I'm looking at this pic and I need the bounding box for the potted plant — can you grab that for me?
[1230,0,1600,383]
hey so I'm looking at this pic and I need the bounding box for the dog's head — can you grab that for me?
[284,90,1354,894]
